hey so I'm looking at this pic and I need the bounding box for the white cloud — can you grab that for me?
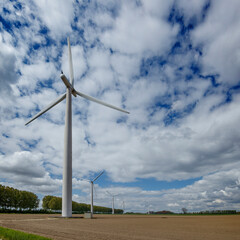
[110,53,140,80]
[101,1,178,55]
[32,0,75,37]
[176,0,208,24]
[0,151,45,178]
[192,0,240,85]
[142,0,174,19]
[0,36,18,94]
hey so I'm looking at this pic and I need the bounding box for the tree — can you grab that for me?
[42,195,54,209]
[0,185,39,210]
[5,187,14,209]
[12,189,21,209]
[27,192,39,209]
[0,185,7,208]
[182,208,188,214]
[48,197,61,210]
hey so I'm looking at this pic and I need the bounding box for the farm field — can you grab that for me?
[0,214,239,240]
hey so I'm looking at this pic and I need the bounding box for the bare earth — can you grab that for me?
[0,214,239,240]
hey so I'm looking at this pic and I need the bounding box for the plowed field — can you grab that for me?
[0,214,239,240]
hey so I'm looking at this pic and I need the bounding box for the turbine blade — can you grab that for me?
[25,93,66,126]
[92,170,104,182]
[68,37,74,87]
[75,91,130,114]
[79,178,90,183]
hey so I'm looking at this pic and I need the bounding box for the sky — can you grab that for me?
[0,0,240,213]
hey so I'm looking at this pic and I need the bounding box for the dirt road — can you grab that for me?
[0,214,239,240]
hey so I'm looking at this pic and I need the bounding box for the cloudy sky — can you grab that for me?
[1,0,240,213]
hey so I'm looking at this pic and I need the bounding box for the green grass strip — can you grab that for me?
[0,226,52,240]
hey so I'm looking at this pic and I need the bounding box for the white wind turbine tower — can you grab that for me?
[25,38,129,217]
[144,201,150,214]
[90,171,104,218]
[107,191,118,214]
[122,200,125,214]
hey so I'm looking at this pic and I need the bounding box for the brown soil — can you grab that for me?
[0,214,239,240]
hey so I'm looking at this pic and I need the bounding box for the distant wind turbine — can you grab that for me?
[90,171,104,218]
[25,38,129,217]
[122,200,125,214]
[144,201,150,214]
[107,191,118,214]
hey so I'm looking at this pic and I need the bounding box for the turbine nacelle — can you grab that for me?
[60,74,77,97]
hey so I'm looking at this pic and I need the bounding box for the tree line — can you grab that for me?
[0,184,39,210]
[198,210,237,214]
[0,185,123,214]
[43,195,123,214]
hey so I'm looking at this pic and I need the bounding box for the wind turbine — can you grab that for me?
[122,200,125,214]
[107,191,118,214]
[25,38,129,217]
[90,171,104,218]
[144,201,150,214]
